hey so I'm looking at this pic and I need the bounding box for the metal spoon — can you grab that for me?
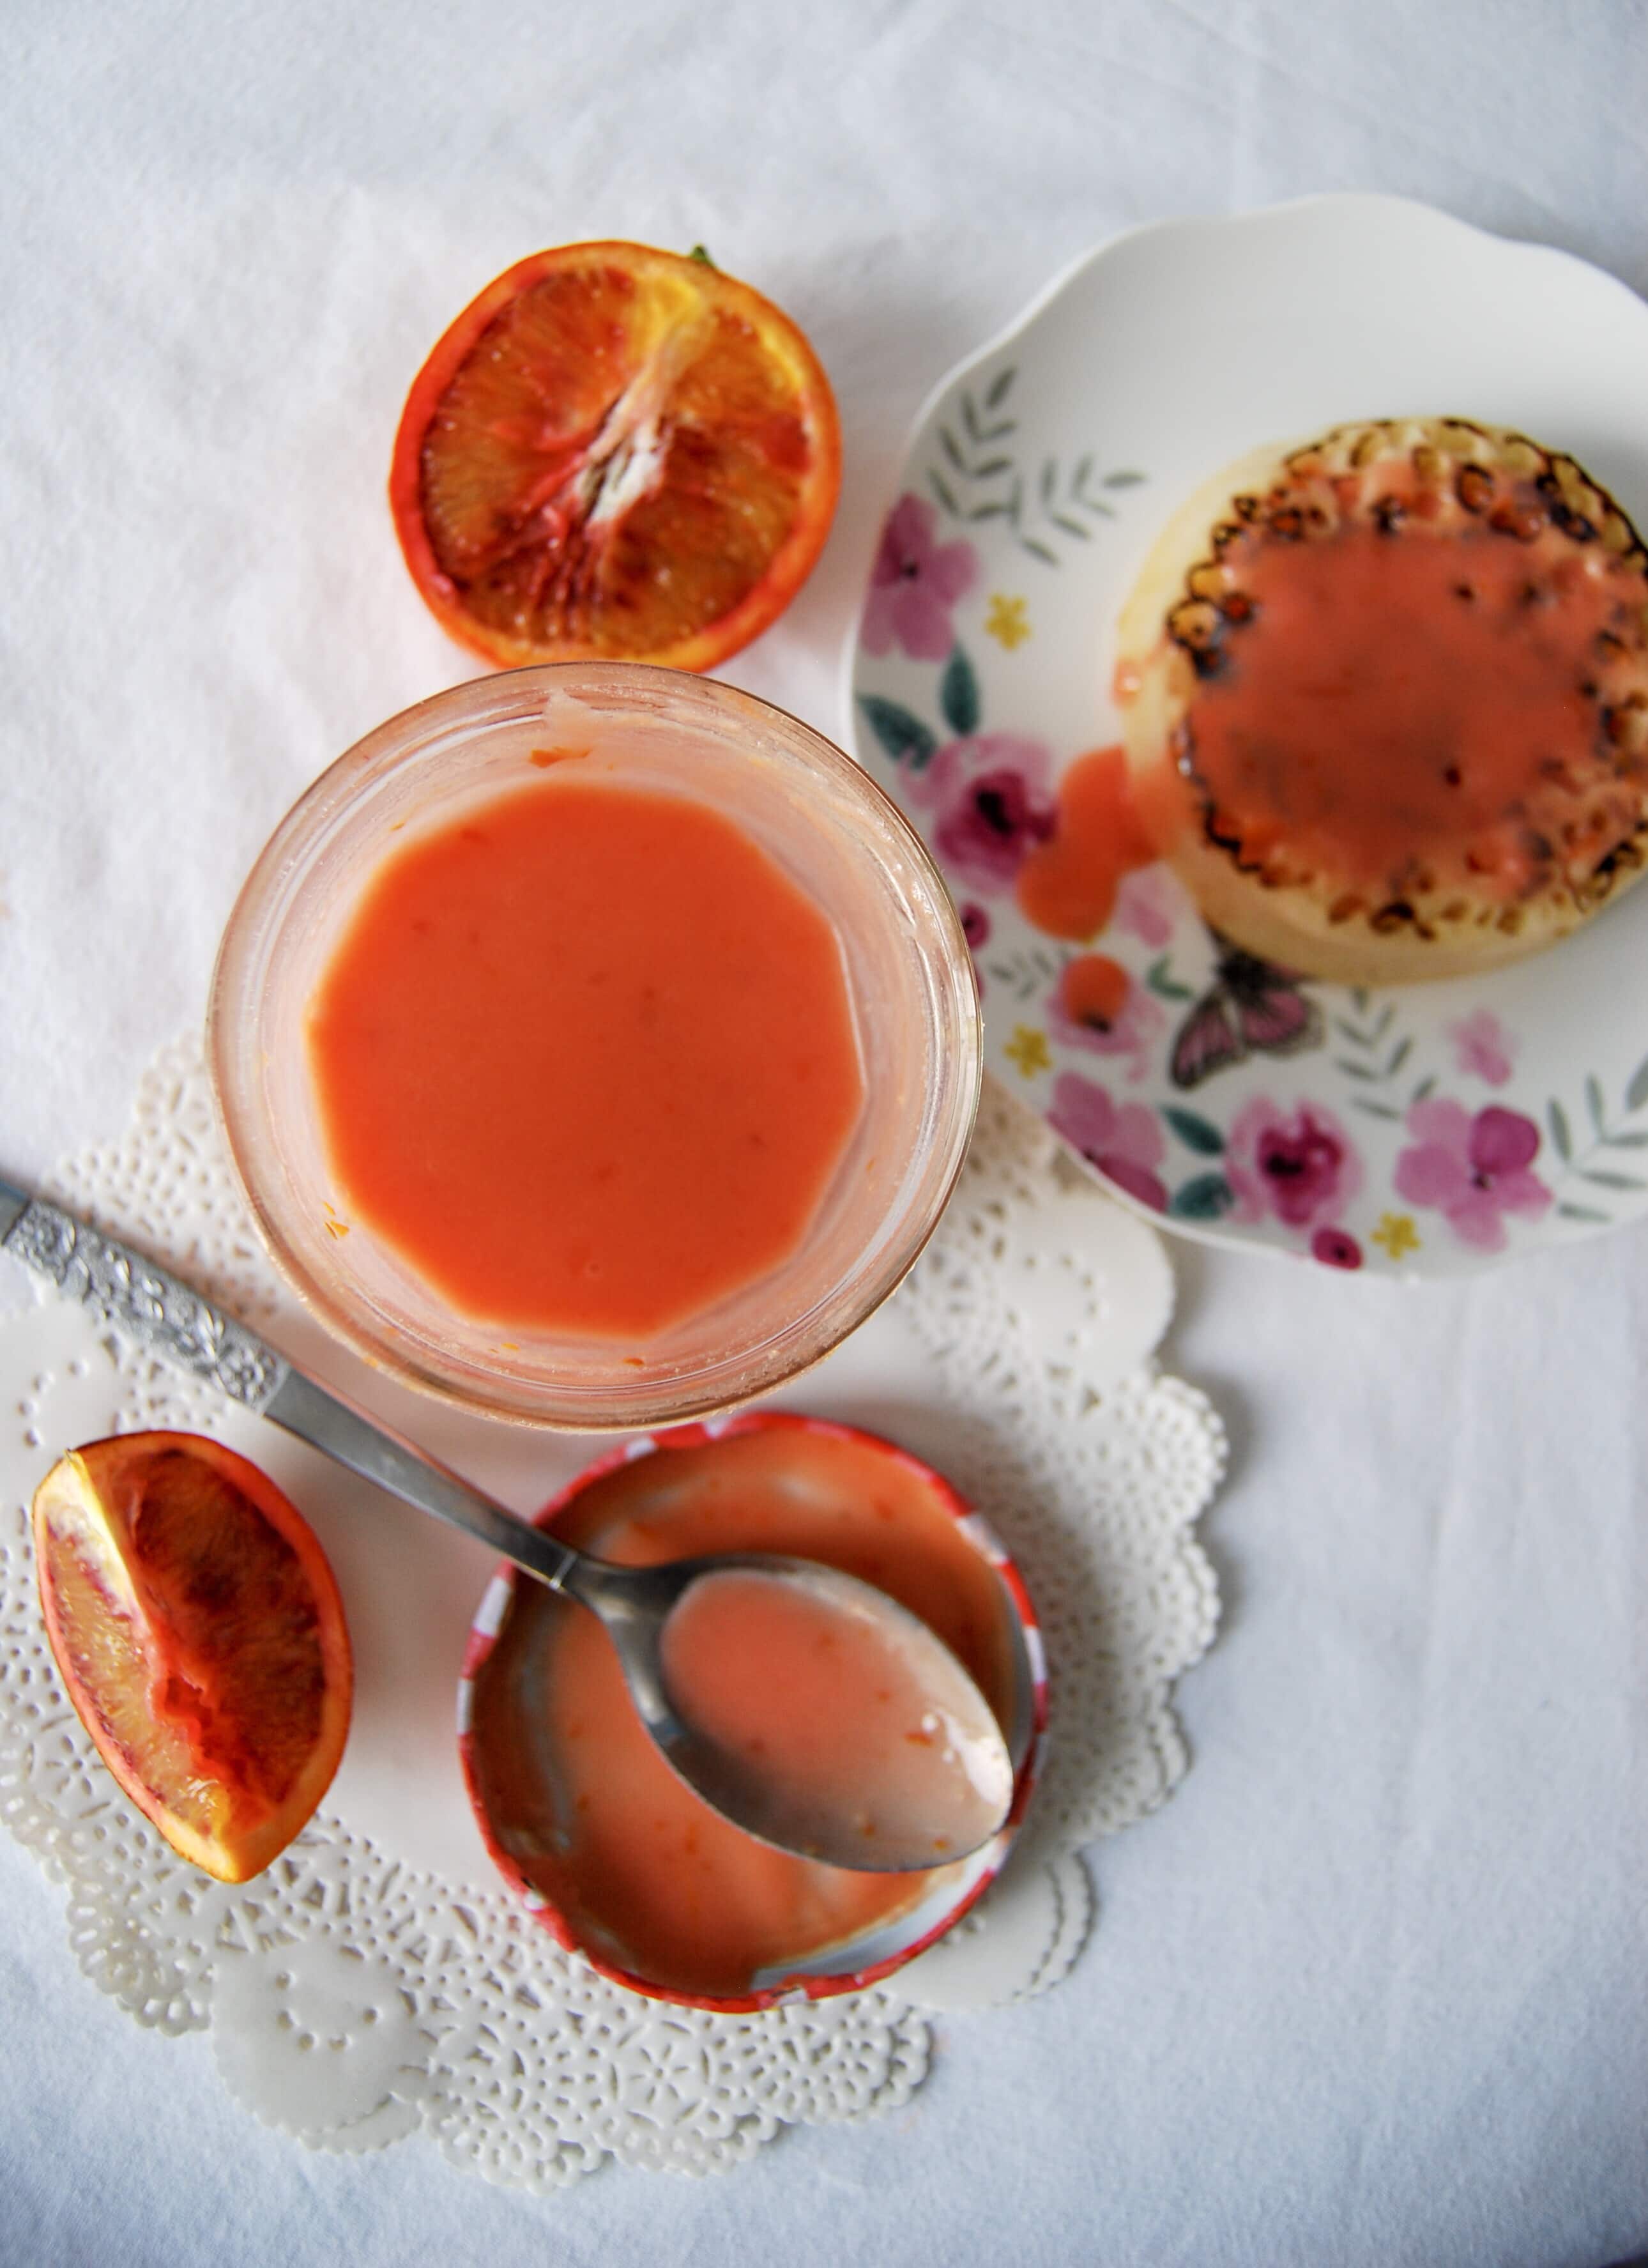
[0,1176,1014,1872]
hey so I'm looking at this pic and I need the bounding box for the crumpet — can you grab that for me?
[1116,418,1648,983]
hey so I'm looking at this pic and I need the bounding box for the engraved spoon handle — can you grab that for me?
[0,1173,577,1592]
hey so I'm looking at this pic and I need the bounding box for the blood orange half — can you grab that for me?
[390,241,841,671]
[33,1433,352,1884]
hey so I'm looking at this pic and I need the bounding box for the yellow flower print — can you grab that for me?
[984,594,1030,650]
[1370,1211,1421,1260]
[1004,1025,1053,1078]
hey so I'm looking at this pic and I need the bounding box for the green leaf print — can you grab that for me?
[857,696,937,769]
[939,645,980,737]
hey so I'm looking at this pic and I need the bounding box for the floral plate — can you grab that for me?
[844,194,1648,1277]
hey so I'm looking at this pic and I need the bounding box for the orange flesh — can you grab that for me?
[1177,518,1640,901]
[1015,744,1154,940]
[34,1437,348,1879]
[43,1505,229,1842]
[468,1428,1018,1998]
[659,1570,1008,1860]
[404,249,837,666]
[306,779,866,1340]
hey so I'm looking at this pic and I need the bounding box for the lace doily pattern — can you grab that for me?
[0,1040,1223,2188]
[897,1087,1223,1857]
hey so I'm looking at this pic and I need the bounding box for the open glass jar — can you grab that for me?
[209,664,981,1429]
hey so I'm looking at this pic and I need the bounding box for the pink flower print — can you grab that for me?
[908,732,1058,894]
[1226,1098,1363,1231]
[959,903,990,997]
[1112,866,1176,949]
[1048,1072,1168,1211]
[862,494,979,661]
[1311,1225,1363,1269]
[1447,1008,1515,1087]
[1393,1100,1551,1252]
[1046,961,1166,1085]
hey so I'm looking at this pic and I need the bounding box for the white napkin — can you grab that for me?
[1,1,1645,2262]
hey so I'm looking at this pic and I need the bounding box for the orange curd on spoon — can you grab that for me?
[659,1565,1012,1864]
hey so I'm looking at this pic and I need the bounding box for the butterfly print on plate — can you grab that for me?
[1170,942,1324,1090]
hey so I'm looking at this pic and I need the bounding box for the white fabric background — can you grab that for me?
[2,1,1646,2261]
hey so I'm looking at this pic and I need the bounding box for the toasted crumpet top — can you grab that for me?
[1117,419,1648,981]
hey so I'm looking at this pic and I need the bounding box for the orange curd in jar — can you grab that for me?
[305,776,866,1340]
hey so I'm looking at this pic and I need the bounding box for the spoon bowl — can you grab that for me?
[566,1549,1015,1871]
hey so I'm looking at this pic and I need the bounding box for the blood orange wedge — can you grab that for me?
[33,1433,352,1884]
[390,241,842,671]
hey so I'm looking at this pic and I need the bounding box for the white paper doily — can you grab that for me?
[0,1035,1223,2188]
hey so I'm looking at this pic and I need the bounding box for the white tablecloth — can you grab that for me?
[3,3,1645,2261]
